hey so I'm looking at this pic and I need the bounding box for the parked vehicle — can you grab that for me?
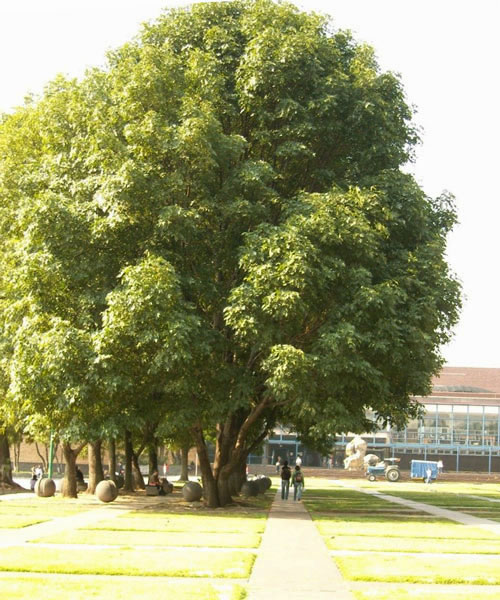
[366,457,401,482]
[410,460,439,482]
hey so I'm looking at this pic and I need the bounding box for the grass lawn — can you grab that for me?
[0,516,49,528]
[0,545,256,578]
[0,574,246,600]
[352,584,500,600]
[34,528,261,548]
[327,533,500,554]
[308,480,500,597]
[313,514,499,538]
[87,512,267,533]
[336,553,500,584]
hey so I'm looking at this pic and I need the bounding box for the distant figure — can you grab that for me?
[163,462,168,477]
[327,457,333,469]
[295,455,302,467]
[425,467,432,484]
[437,460,443,474]
[34,464,43,480]
[30,466,37,491]
[276,456,281,473]
[280,461,291,500]
[291,465,305,501]
[76,466,84,483]
[149,469,165,495]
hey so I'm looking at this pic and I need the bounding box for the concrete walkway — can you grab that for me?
[247,489,354,600]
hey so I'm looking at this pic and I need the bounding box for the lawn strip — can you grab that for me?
[350,581,500,600]
[86,513,266,533]
[32,529,261,548]
[0,573,246,600]
[0,516,50,528]
[325,534,500,554]
[336,554,500,584]
[0,545,255,578]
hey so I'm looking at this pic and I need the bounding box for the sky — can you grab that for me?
[0,0,498,368]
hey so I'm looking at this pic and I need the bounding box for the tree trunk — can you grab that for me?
[148,441,158,477]
[0,431,16,487]
[193,425,219,507]
[132,451,145,489]
[61,442,85,498]
[179,444,190,481]
[34,441,48,472]
[124,430,134,491]
[87,439,104,494]
[108,438,117,483]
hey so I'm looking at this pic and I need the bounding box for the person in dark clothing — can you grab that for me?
[76,466,85,483]
[280,460,291,500]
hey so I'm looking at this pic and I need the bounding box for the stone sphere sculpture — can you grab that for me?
[35,478,56,498]
[240,480,259,497]
[257,476,269,493]
[95,479,118,503]
[182,481,203,502]
[261,476,272,490]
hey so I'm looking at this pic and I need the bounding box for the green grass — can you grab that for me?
[336,554,500,584]
[0,575,246,600]
[0,545,255,578]
[0,516,49,528]
[34,528,261,548]
[87,512,266,533]
[327,534,500,554]
[314,513,500,539]
[352,585,500,600]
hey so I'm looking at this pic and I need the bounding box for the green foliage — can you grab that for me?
[0,1,460,475]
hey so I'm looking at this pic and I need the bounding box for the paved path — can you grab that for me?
[247,489,354,600]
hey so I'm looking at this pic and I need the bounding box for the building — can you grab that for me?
[336,367,500,473]
[256,367,500,473]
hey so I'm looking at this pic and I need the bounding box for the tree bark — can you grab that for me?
[124,430,134,491]
[61,442,85,498]
[108,438,117,483]
[87,439,104,494]
[179,443,190,481]
[193,425,219,508]
[132,451,145,489]
[148,441,158,477]
[0,431,16,487]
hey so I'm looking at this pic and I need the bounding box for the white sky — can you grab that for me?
[1,0,498,368]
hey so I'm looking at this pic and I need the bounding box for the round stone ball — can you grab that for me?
[95,479,118,503]
[35,478,56,498]
[241,480,259,497]
[262,476,272,490]
[182,481,203,502]
[257,477,268,493]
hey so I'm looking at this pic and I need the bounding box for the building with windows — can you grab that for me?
[256,367,500,473]
[336,367,500,473]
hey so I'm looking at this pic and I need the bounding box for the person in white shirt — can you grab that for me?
[295,455,302,467]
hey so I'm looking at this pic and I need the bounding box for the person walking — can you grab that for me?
[291,465,305,501]
[280,460,291,500]
[295,454,302,467]
[276,455,281,473]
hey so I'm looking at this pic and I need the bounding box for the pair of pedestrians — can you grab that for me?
[280,461,305,501]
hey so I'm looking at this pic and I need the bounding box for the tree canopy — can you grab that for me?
[0,0,460,504]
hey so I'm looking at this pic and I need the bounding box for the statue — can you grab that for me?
[343,435,367,470]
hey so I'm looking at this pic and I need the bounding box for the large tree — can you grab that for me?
[0,1,460,506]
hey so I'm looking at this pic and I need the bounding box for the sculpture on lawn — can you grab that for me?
[343,436,368,470]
